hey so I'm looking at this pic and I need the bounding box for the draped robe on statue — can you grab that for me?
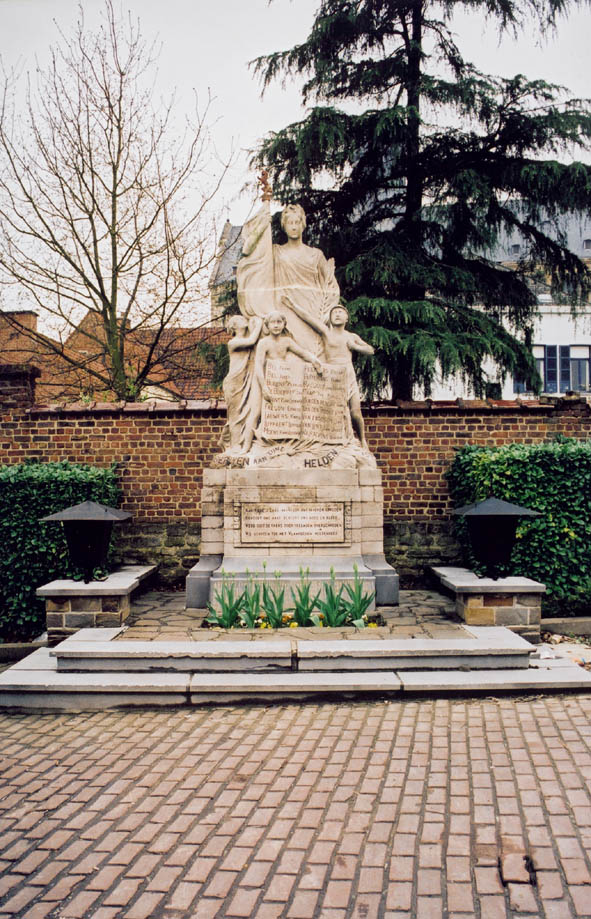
[236,202,339,357]
[220,336,257,450]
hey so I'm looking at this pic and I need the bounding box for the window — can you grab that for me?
[510,244,521,256]
[583,239,591,250]
[513,347,590,394]
[571,358,589,391]
[545,345,558,393]
[546,345,590,393]
[513,356,544,395]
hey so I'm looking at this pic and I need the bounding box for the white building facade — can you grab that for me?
[428,214,591,400]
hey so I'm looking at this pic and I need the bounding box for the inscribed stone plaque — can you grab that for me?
[260,360,347,442]
[261,359,304,439]
[301,365,347,443]
[240,502,345,545]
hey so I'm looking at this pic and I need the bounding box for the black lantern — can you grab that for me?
[41,501,131,583]
[453,497,540,579]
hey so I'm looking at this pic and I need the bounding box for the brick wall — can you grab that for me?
[2,367,590,586]
[0,364,41,409]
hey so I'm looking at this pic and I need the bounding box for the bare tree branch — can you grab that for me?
[0,0,231,400]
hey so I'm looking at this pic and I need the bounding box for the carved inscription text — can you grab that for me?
[240,502,345,544]
[261,361,347,442]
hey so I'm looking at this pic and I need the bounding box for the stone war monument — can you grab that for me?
[186,177,399,607]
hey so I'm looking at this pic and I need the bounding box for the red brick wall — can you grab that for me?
[0,401,225,522]
[2,369,591,583]
[366,398,591,518]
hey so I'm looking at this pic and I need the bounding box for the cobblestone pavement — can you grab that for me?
[120,590,462,642]
[1,695,591,918]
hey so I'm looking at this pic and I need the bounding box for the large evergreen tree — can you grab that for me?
[253,0,591,400]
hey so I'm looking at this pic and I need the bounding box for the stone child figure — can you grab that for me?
[283,297,374,449]
[221,315,263,452]
[242,310,323,452]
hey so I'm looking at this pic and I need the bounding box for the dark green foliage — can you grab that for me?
[199,340,229,392]
[446,440,591,611]
[198,281,238,391]
[253,0,591,399]
[0,462,120,641]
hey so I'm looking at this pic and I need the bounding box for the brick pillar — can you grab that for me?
[0,364,41,408]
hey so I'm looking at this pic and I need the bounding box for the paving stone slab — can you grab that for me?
[37,565,156,597]
[189,671,402,698]
[7,648,56,671]
[399,665,591,692]
[297,631,532,670]
[58,627,124,643]
[431,566,546,594]
[0,690,189,711]
[0,667,189,693]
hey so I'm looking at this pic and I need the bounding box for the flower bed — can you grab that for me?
[206,567,375,630]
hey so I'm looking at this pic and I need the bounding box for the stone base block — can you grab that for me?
[186,555,223,609]
[430,567,545,642]
[363,553,399,605]
[189,465,399,609]
[38,565,156,645]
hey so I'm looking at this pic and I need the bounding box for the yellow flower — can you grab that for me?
[289,621,299,628]
[368,622,378,629]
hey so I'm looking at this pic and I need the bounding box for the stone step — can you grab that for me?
[50,626,533,673]
[297,629,531,671]
[1,647,590,711]
[53,638,294,672]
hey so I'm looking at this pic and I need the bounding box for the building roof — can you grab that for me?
[210,222,243,288]
[0,309,229,402]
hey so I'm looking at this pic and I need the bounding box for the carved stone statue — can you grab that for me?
[219,315,263,453]
[236,202,339,356]
[217,193,376,469]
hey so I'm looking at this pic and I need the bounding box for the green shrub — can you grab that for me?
[0,461,120,642]
[445,439,591,611]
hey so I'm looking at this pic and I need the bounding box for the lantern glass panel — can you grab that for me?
[62,520,113,581]
[466,516,519,578]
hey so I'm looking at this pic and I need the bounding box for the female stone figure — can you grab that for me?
[219,315,263,453]
[237,201,339,356]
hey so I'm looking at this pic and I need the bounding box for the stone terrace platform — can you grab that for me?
[2,589,591,709]
[123,589,460,642]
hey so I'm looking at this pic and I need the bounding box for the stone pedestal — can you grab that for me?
[38,565,156,645]
[431,566,544,642]
[186,467,398,609]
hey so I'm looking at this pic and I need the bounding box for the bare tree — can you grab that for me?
[0,1,229,400]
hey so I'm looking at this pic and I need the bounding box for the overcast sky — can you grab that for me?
[1,0,590,224]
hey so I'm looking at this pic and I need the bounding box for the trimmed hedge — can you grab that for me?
[0,461,120,641]
[446,439,591,610]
